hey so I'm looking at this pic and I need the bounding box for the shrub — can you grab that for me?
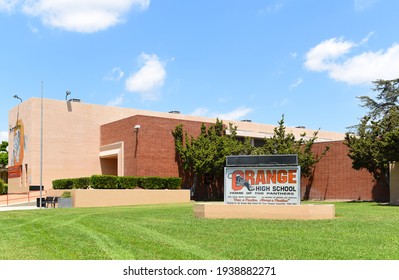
[2,184,7,195]
[118,176,141,189]
[72,177,91,189]
[61,191,72,198]
[52,175,182,190]
[0,179,4,194]
[141,177,165,189]
[53,179,74,189]
[165,177,182,189]
[91,175,119,189]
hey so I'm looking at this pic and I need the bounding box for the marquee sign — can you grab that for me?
[224,155,301,205]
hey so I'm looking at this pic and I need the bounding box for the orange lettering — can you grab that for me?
[266,170,276,184]
[232,170,244,191]
[278,170,288,183]
[288,170,297,184]
[255,170,266,185]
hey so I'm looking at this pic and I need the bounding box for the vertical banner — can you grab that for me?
[224,166,301,205]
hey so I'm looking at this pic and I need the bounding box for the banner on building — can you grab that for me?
[224,166,301,205]
[8,165,22,179]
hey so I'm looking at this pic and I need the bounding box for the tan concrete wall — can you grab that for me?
[390,162,399,205]
[8,98,187,192]
[46,189,190,208]
[194,202,335,220]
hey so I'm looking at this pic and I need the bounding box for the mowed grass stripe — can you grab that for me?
[0,202,399,259]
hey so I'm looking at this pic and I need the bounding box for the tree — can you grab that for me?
[172,119,251,200]
[173,116,328,200]
[345,78,399,198]
[251,115,329,179]
[0,141,8,168]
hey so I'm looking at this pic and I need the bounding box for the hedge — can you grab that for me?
[0,179,7,195]
[141,177,164,189]
[118,176,141,189]
[53,178,74,189]
[72,177,91,189]
[165,177,182,189]
[52,177,91,189]
[52,175,182,190]
[90,175,119,189]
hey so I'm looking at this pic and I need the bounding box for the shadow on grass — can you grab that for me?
[344,200,399,207]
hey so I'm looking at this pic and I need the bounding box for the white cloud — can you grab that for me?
[218,106,254,121]
[354,0,377,12]
[28,23,39,33]
[191,107,210,116]
[107,94,124,106]
[305,37,355,72]
[104,67,124,81]
[0,0,19,12]
[0,131,8,142]
[289,78,303,90]
[276,97,288,107]
[259,1,284,14]
[305,36,399,85]
[13,0,150,33]
[125,52,167,100]
[191,106,253,121]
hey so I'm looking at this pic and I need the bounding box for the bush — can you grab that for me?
[165,177,182,189]
[0,179,4,194]
[72,177,91,189]
[91,175,119,189]
[61,191,72,198]
[141,177,165,189]
[52,175,182,190]
[53,179,74,189]
[118,176,141,189]
[2,184,7,195]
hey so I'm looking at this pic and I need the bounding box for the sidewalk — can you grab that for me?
[0,205,41,212]
[0,194,43,211]
[0,191,46,210]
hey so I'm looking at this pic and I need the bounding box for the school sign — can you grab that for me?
[224,155,301,205]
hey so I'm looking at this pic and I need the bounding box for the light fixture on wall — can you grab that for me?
[134,124,141,132]
[13,94,23,103]
[65,90,71,101]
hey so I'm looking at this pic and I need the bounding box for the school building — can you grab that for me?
[7,97,388,201]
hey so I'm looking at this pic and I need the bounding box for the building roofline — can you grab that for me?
[18,97,346,141]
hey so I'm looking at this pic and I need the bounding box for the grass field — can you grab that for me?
[0,202,398,260]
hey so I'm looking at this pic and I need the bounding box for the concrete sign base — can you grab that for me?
[194,202,335,220]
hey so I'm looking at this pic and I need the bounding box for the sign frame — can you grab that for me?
[224,165,301,206]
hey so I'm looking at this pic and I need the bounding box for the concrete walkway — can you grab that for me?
[0,205,41,212]
[0,192,47,211]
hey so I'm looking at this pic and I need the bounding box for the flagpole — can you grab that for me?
[40,81,43,209]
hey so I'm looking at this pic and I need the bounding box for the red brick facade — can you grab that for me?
[101,115,211,178]
[101,116,390,202]
[301,141,389,201]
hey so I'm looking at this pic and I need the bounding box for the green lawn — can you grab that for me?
[0,202,398,260]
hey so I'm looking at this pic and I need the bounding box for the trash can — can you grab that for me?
[36,197,46,208]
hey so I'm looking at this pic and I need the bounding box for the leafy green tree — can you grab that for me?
[172,119,251,200]
[345,78,399,194]
[173,116,327,200]
[0,141,8,168]
[252,115,329,179]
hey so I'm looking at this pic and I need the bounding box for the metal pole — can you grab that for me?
[40,81,43,209]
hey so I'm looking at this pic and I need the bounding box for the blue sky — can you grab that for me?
[1,0,399,142]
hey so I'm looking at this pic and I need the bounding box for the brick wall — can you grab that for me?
[101,114,210,179]
[301,141,389,201]
[101,116,390,201]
